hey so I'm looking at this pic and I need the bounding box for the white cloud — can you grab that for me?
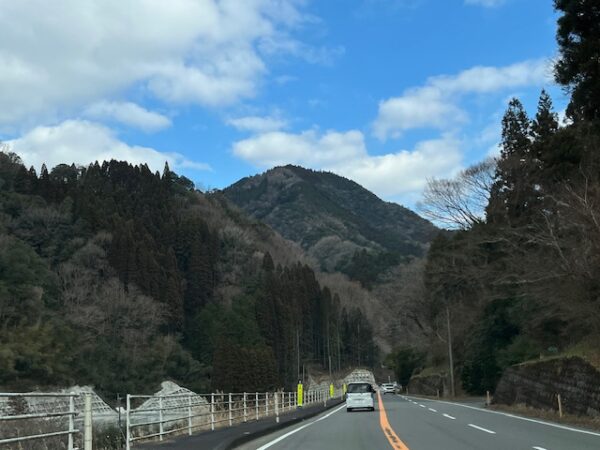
[227,115,288,133]
[339,137,463,198]
[8,120,210,173]
[233,129,365,167]
[0,0,314,127]
[373,59,551,140]
[373,87,467,139]
[233,129,462,201]
[464,0,506,7]
[84,101,171,132]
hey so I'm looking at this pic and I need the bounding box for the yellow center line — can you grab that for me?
[377,391,410,450]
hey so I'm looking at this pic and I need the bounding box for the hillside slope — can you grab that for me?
[223,165,436,286]
[0,153,377,397]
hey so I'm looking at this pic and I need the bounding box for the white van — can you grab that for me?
[346,382,375,412]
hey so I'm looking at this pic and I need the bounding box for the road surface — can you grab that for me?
[237,393,600,450]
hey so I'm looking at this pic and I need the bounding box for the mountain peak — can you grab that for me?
[223,166,436,285]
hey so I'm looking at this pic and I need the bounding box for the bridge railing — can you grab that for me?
[125,387,334,449]
[0,392,91,450]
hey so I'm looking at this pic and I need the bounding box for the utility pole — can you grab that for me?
[446,304,455,397]
[296,327,300,382]
[327,322,332,378]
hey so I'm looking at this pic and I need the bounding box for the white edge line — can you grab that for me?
[468,423,496,434]
[256,403,346,450]
[406,396,600,437]
[443,414,456,420]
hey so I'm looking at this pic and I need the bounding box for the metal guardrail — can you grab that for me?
[125,388,336,449]
[0,392,92,450]
[0,382,348,449]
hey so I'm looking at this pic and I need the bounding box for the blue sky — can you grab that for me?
[1,0,564,207]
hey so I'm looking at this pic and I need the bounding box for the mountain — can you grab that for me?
[0,153,377,397]
[222,165,437,287]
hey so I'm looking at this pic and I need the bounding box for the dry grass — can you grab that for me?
[489,403,600,432]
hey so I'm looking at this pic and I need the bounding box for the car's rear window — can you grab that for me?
[347,383,371,393]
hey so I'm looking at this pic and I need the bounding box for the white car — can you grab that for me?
[346,382,375,412]
[380,383,395,395]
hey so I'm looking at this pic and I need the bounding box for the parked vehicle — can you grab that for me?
[346,382,375,412]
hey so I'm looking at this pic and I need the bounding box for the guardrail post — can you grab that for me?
[255,392,259,420]
[243,393,247,422]
[275,392,280,423]
[266,392,269,416]
[159,396,164,441]
[126,394,131,450]
[228,393,232,426]
[84,394,92,450]
[188,394,192,435]
[67,393,75,450]
[211,393,215,431]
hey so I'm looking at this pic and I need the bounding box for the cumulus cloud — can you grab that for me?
[227,115,288,133]
[0,0,316,127]
[233,130,366,167]
[84,101,171,132]
[8,120,210,173]
[373,59,551,140]
[233,129,462,201]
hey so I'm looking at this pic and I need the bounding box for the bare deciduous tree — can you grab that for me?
[419,158,496,230]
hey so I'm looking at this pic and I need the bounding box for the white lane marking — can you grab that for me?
[468,424,496,434]
[532,447,548,450]
[429,408,437,412]
[443,414,456,420]
[256,404,346,450]
[419,404,426,408]
[406,396,600,437]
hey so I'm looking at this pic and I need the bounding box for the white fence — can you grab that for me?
[0,392,93,450]
[125,387,337,449]
[0,384,344,449]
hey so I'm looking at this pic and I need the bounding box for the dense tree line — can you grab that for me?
[0,152,377,398]
[412,0,600,395]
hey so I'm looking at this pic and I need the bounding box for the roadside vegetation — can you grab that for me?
[397,0,600,396]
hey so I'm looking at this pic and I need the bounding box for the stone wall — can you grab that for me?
[494,356,600,417]
[407,372,448,397]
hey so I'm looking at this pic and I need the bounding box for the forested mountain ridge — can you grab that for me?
[0,155,377,399]
[223,165,437,287]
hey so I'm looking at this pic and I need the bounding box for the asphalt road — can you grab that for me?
[237,393,600,450]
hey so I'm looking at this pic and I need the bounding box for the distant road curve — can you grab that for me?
[238,393,600,450]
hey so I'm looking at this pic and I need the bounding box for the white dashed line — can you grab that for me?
[416,397,600,437]
[468,424,496,434]
[419,404,426,408]
[428,408,437,412]
[532,447,548,450]
[443,414,456,420]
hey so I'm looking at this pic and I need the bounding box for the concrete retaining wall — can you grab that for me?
[494,356,600,417]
